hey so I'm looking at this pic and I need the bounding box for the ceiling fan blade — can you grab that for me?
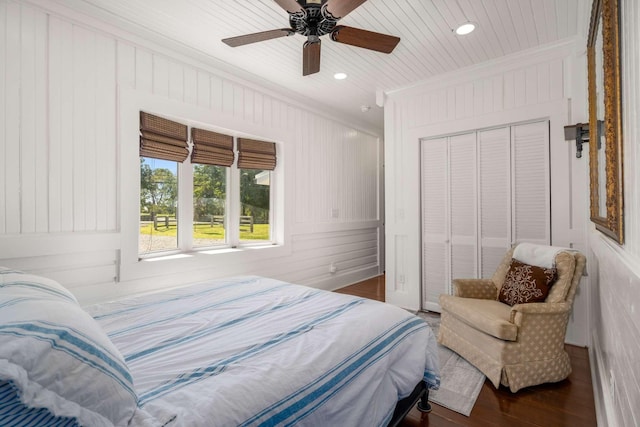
[324,0,368,19]
[273,0,303,14]
[302,41,321,76]
[331,26,400,53]
[222,29,294,47]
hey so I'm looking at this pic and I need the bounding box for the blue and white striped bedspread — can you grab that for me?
[85,276,440,427]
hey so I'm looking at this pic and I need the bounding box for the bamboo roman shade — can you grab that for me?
[139,111,189,162]
[237,138,277,171]
[190,128,234,167]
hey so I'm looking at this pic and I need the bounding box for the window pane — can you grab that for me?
[193,164,227,247]
[240,169,270,242]
[139,157,178,254]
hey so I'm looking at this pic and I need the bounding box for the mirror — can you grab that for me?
[587,0,624,244]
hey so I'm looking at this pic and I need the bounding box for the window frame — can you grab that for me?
[190,163,231,250]
[237,168,274,246]
[119,90,288,284]
[139,134,276,258]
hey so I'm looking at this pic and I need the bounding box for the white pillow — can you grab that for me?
[0,268,137,426]
[0,267,78,304]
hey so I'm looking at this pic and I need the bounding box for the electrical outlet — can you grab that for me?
[329,262,337,274]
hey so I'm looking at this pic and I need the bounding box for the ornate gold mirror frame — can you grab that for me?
[587,0,624,244]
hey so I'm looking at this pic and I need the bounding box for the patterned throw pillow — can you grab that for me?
[498,259,557,306]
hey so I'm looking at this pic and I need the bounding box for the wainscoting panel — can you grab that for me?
[0,233,120,290]
[6,252,117,289]
[283,228,379,286]
[590,234,640,427]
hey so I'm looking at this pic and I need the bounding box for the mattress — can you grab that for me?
[85,276,440,426]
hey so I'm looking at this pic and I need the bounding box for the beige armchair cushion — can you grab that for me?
[440,295,517,341]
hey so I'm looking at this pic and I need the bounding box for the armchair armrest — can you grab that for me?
[509,302,571,324]
[452,279,497,299]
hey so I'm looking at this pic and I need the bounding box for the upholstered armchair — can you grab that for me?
[437,244,587,392]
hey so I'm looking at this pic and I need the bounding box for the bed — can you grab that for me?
[0,269,440,426]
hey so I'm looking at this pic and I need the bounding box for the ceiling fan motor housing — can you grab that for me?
[221,0,400,76]
[289,0,338,37]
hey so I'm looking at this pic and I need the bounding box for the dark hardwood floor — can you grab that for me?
[336,276,598,427]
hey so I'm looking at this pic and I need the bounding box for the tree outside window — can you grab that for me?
[139,157,178,253]
[193,164,227,247]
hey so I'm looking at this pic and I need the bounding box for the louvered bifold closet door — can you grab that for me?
[478,127,512,277]
[449,133,478,283]
[420,121,550,310]
[511,121,550,245]
[421,137,449,311]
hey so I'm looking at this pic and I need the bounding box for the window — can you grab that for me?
[139,157,179,253]
[193,164,227,248]
[240,169,270,243]
[237,138,276,244]
[138,112,276,257]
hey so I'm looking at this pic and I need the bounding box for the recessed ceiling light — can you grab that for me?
[454,22,476,35]
[334,72,347,80]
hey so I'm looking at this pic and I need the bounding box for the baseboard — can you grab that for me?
[589,331,619,427]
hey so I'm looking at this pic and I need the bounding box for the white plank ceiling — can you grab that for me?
[48,0,591,132]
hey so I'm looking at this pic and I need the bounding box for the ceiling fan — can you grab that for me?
[221,0,401,76]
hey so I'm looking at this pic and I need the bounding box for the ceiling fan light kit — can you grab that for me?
[222,0,401,76]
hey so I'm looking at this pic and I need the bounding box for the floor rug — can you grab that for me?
[416,311,485,416]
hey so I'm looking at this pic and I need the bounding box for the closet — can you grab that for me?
[420,121,550,312]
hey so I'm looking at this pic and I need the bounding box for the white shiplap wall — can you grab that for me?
[588,1,640,426]
[383,38,592,346]
[0,1,383,303]
[621,0,640,259]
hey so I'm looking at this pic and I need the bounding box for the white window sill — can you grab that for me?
[138,243,282,263]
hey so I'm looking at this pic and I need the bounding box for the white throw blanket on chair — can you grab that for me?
[512,242,575,269]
